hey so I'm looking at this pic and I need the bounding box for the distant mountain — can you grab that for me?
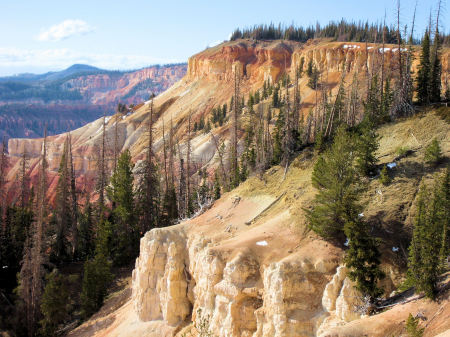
[0,63,187,141]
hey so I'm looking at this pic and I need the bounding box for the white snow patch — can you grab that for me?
[256,240,268,246]
[392,247,399,252]
[122,115,126,120]
[379,47,391,52]
[358,213,364,218]
[343,44,360,49]
[368,46,374,50]
[179,88,190,97]
[387,162,397,169]
[105,116,111,123]
[344,238,350,247]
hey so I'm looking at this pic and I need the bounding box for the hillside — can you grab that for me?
[67,109,450,337]
[0,63,186,141]
[4,38,449,203]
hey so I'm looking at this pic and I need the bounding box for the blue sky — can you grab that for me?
[0,0,445,76]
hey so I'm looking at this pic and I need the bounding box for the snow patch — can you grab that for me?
[343,44,360,49]
[344,238,349,247]
[379,47,391,52]
[387,162,397,169]
[179,88,190,97]
[358,213,364,218]
[392,247,399,252]
[256,240,268,246]
[105,116,111,124]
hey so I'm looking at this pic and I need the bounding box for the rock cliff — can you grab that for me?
[5,39,449,204]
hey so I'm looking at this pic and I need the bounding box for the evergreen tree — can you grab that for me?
[213,171,221,200]
[80,252,112,318]
[380,77,393,122]
[272,109,285,165]
[108,150,137,266]
[438,168,449,272]
[407,174,448,299]
[406,313,424,337]
[416,31,431,105]
[307,64,319,89]
[344,219,384,302]
[380,165,391,185]
[76,194,94,260]
[306,126,363,238]
[272,85,280,108]
[430,31,442,102]
[355,118,379,177]
[53,138,72,262]
[39,270,73,336]
[424,138,442,166]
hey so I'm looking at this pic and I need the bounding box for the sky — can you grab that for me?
[0,0,446,76]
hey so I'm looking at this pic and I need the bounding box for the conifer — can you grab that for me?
[108,150,137,265]
[344,219,384,302]
[307,126,363,238]
[416,31,431,104]
[424,138,442,166]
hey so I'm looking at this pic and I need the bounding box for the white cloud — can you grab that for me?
[0,47,182,74]
[37,19,95,42]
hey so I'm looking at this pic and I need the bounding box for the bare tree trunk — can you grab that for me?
[68,133,78,256]
[231,67,240,185]
[27,128,48,336]
[185,111,192,218]
[162,118,168,192]
[210,131,228,190]
[381,12,386,99]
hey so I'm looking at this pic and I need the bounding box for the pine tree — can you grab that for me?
[424,138,442,166]
[407,175,448,299]
[213,171,221,200]
[430,5,442,103]
[416,30,431,105]
[77,194,94,260]
[80,252,112,318]
[344,219,384,302]
[39,270,72,336]
[306,126,363,238]
[438,168,449,272]
[108,150,137,266]
[380,165,391,185]
[355,118,379,177]
[406,313,424,337]
[137,98,159,234]
[53,137,72,262]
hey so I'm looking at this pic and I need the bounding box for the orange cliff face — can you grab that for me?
[4,39,450,204]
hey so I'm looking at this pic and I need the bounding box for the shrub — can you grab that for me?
[424,138,442,166]
[380,165,391,185]
[406,313,424,337]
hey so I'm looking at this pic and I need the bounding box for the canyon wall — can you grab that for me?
[4,39,450,204]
